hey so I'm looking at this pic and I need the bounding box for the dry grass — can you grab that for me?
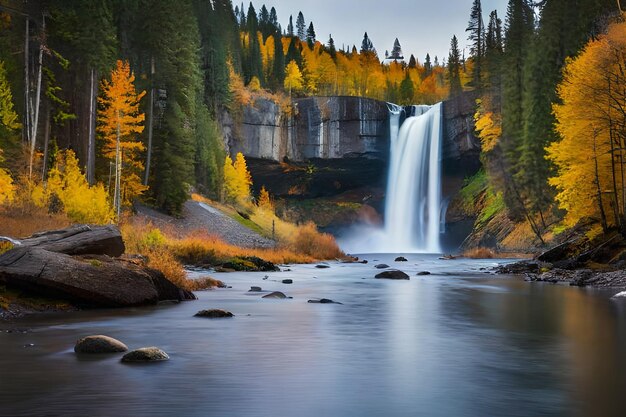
[0,205,71,238]
[464,247,497,259]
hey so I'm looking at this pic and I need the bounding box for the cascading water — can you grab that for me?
[384,103,443,253]
[338,102,444,254]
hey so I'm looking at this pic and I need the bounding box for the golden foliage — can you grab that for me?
[0,60,20,131]
[548,20,626,229]
[284,60,304,94]
[33,150,113,224]
[97,60,147,207]
[223,152,252,204]
[0,152,14,206]
[257,185,273,210]
[474,99,502,153]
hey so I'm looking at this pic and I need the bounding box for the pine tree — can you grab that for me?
[0,61,20,132]
[296,12,306,40]
[328,35,337,61]
[97,60,147,217]
[447,35,462,97]
[360,32,375,54]
[272,32,286,89]
[400,72,415,104]
[408,54,417,68]
[390,38,403,60]
[306,22,316,49]
[287,15,294,36]
[424,53,432,77]
[466,0,485,89]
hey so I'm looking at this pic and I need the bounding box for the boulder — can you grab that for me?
[308,298,343,304]
[375,270,410,280]
[394,257,408,262]
[194,309,234,318]
[316,264,330,269]
[74,335,128,354]
[121,347,169,363]
[282,279,293,284]
[222,256,279,272]
[249,286,263,292]
[19,225,125,257]
[375,264,390,269]
[417,271,431,276]
[262,291,288,299]
[0,247,195,307]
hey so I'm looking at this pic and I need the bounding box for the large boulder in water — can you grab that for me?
[375,270,410,280]
[194,309,234,318]
[74,335,128,354]
[121,347,169,363]
[0,247,195,307]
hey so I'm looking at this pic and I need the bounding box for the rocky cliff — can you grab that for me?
[221,93,481,243]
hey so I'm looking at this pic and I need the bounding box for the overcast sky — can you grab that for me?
[245,0,509,62]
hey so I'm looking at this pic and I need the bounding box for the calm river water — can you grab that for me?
[2,255,626,417]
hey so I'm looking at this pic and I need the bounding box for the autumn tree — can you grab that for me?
[548,20,626,232]
[0,150,14,205]
[257,185,273,210]
[223,152,252,204]
[97,60,146,219]
[284,60,304,95]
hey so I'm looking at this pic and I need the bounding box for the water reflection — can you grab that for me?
[1,256,626,417]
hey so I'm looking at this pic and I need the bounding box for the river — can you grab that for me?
[1,255,626,417]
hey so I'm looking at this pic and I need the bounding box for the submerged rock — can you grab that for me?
[308,298,343,305]
[282,279,293,284]
[417,271,431,276]
[121,347,169,363]
[375,270,410,280]
[74,335,128,354]
[375,264,390,269]
[249,286,263,292]
[262,291,289,299]
[194,309,234,318]
[315,264,330,269]
[394,257,408,262]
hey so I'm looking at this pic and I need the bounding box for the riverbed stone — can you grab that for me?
[262,291,288,299]
[74,335,128,354]
[194,309,234,318]
[249,286,263,292]
[375,264,390,269]
[282,279,293,284]
[395,257,408,262]
[121,347,169,363]
[375,270,410,280]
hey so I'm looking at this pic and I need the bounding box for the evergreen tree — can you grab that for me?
[360,32,375,54]
[296,12,306,40]
[400,72,415,104]
[390,38,403,60]
[424,53,432,77]
[269,7,279,32]
[466,0,485,89]
[447,35,462,96]
[328,34,337,61]
[258,5,270,38]
[272,32,286,89]
[243,3,263,84]
[286,37,303,68]
[306,22,316,49]
[287,15,294,36]
[408,54,417,68]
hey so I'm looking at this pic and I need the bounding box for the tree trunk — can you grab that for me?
[28,15,45,179]
[41,102,50,181]
[87,68,97,185]
[114,114,122,221]
[144,57,155,186]
[593,131,609,232]
[23,18,29,145]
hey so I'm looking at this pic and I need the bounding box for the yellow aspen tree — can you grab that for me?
[223,154,238,202]
[98,60,146,219]
[284,60,304,96]
[0,151,14,205]
[233,152,252,201]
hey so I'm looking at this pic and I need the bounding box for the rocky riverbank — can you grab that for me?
[0,225,195,320]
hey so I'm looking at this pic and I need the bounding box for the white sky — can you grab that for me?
[244,0,509,62]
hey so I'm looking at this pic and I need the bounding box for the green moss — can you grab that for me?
[88,259,103,268]
[460,169,488,214]
[477,191,505,226]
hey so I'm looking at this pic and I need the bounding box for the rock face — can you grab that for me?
[74,335,128,354]
[121,347,169,363]
[0,225,195,308]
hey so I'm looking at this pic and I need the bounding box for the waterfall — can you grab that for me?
[383,103,443,253]
[337,102,444,254]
